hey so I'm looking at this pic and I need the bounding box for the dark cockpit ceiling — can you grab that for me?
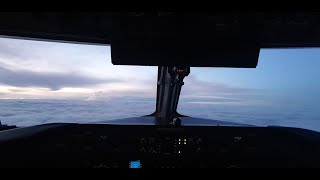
[1,12,320,68]
[0,12,320,47]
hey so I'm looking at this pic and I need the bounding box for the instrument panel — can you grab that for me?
[1,123,320,168]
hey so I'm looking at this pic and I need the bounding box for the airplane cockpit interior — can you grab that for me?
[0,12,320,168]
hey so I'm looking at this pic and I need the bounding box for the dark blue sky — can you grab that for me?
[193,48,320,90]
[182,48,320,107]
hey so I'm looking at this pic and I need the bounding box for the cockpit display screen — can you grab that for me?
[129,160,141,168]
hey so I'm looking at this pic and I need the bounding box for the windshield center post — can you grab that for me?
[152,66,190,125]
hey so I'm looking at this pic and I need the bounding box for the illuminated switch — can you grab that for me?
[234,136,243,143]
[149,147,157,153]
[140,138,147,144]
[129,160,141,168]
[197,138,203,144]
[140,147,146,153]
[196,147,201,153]
[149,138,155,144]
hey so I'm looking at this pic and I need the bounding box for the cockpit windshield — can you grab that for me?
[0,37,320,132]
[179,49,320,132]
[0,37,157,126]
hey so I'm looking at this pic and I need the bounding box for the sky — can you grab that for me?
[0,37,157,101]
[0,37,320,110]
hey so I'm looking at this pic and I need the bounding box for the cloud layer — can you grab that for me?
[183,75,264,95]
[0,66,119,90]
[178,75,270,106]
[0,37,48,62]
[0,37,267,105]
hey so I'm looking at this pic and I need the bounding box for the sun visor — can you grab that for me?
[111,14,260,68]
